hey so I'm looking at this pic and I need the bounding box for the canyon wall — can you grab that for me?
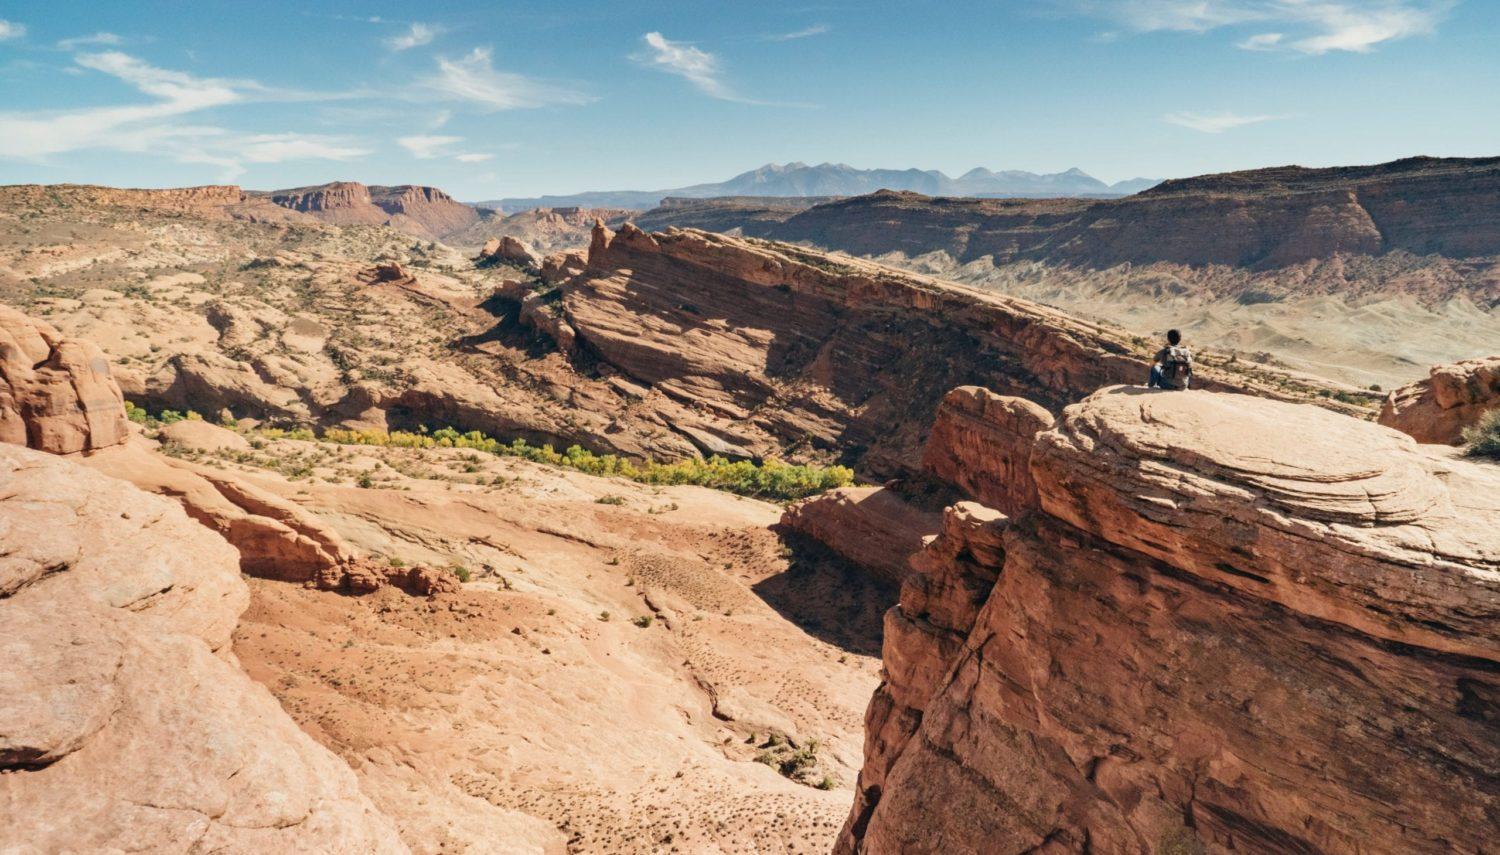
[835,386,1500,853]
[543,224,1337,475]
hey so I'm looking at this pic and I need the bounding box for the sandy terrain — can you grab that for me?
[162,434,890,852]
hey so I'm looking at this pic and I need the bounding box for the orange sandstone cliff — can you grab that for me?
[825,385,1500,853]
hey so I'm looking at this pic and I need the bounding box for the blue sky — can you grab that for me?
[0,1,1494,199]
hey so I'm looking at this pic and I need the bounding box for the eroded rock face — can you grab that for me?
[781,486,942,585]
[1380,355,1500,444]
[0,444,404,853]
[840,387,1500,853]
[0,304,128,454]
[556,223,1150,475]
[920,386,1053,515]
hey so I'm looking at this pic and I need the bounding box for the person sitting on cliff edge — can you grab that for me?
[1148,328,1193,391]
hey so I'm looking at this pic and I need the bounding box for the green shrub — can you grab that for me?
[1463,410,1500,460]
[315,427,853,500]
[632,615,653,628]
[450,565,471,583]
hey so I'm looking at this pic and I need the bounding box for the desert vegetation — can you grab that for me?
[1463,410,1500,460]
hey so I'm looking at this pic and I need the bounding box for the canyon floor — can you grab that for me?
[159,428,890,853]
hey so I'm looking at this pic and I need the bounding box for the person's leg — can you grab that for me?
[1149,364,1163,388]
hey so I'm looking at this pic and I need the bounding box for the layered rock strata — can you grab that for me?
[839,386,1500,853]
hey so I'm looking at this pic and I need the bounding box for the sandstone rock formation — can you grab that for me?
[1380,354,1500,444]
[542,222,1321,475]
[262,181,479,241]
[920,385,1052,515]
[0,444,404,853]
[0,304,128,454]
[478,234,543,269]
[781,487,942,585]
[640,157,1500,390]
[838,387,1500,853]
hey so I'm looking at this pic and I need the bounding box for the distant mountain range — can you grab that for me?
[479,162,1160,211]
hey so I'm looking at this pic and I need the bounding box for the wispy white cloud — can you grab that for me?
[424,47,592,110]
[0,51,367,179]
[0,19,24,40]
[1073,1,1449,53]
[1164,110,1284,132]
[634,32,743,101]
[57,31,121,49]
[397,134,462,159]
[764,24,830,41]
[386,22,438,51]
[398,134,495,164]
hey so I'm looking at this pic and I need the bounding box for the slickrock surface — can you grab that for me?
[0,444,404,853]
[920,385,1053,515]
[781,486,942,585]
[840,387,1500,853]
[193,435,890,853]
[1380,354,1500,444]
[0,304,128,453]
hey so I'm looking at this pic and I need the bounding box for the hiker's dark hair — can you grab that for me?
[1167,329,1182,345]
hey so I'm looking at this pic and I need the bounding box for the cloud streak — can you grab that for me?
[634,31,771,103]
[424,48,592,110]
[1164,110,1284,132]
[0,19,24,41]
[57,32,121,49]
[764,24,830,41]
[386,22,437,51]
[0,51,368,179]
[1074,0,1449,53]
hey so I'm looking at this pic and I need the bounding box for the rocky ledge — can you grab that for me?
[832,386,1499,853]
[1380,354,1500,444]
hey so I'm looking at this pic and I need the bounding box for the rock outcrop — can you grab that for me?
[0,304,128,454]
[838,387,1500,853]
[920,386,1052,515]
[478,235,543,269]
[262,182,479,241]
[1380,355,1500,444]
[781,487,942,585]
[0,443,404,853]
[552,223,1211,475]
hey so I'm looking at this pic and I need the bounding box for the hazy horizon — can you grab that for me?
[1,0,1493,198]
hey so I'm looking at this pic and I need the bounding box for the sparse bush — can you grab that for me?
[598,610,611,622]
[450,565,471,583]
[596,495,627,505]
[1463,410,1500,461]
[632,615,653,628]
[356,472,375,489]
[315,426,853,500]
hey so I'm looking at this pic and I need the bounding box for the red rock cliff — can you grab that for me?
[838,386,1500,853]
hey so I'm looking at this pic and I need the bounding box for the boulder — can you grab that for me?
[479,235,542,269]
[839,387,1500,854]
[780,486,942,585]
[0,303,128,454]
[0,444,405,853]
[1380,355,1500,444]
